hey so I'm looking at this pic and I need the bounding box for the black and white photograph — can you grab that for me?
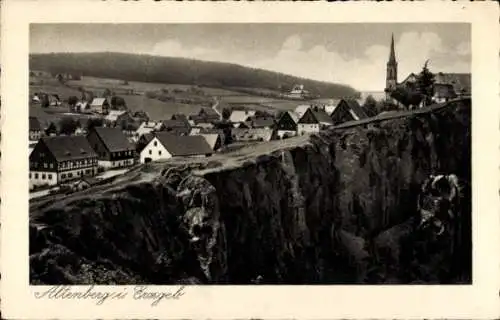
[27,22,473,285]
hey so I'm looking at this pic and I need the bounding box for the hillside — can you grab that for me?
[30,98,471,284]
[29,52,360,99]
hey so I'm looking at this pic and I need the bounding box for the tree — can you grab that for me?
[40,94,50,108]
[110,96,127,110]
[68,96,78,111]
[416,60,435,107]
[222,107,231,120]
[45,122,57,136]
[389,86,423,109]
[362,95,378,117]
[86,118,104,131]
[103,88,112,98]
[59,117,79,135]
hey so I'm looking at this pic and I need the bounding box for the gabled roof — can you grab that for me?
[105,110,128,122]
[138,121,163,131]
[90,127,134,152]
[36,135,97,162]
[433,83,457,99]
[90,97,107,106]
[155,132,213,157]
[340,99,369,120]
[250,117,275,128]
[171,113,189,123]
[197,134,220,150]
[162,119,189,128]
[229,110,256,123]
[435,72,471,93]
[199,107,220,117]
[286,111,300,123]
[299,108,334,125]
[29,116,41,131]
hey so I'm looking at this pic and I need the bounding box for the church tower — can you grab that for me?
[385,33,398,99]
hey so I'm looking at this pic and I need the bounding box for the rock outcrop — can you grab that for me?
[30,98,471,284]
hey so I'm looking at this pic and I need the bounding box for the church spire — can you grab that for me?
[388,33,396,64]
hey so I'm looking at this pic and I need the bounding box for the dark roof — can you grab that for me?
[91,127,134,152]
[433,83,457,99]
[342,99,369,119]
[171,113,189,123]
[162,119,189,129]
[29,117,41,131]
[435,73,471,94]
[189,114,219,124]
[140,133,155,143]
[250,117,275,128]
[300,108,334,125]
[199,107,219,117]
[155,132,213,157]
[39,135,97,162]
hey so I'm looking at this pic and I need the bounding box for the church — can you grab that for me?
[384,33,471,107]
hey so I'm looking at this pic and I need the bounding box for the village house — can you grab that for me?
[432,83,457,103]
[89,97,110,114]
[139,132,213,164]
[86,127,136,169]
[322,99,341,115]
[297,107,334,135]
[188,107,220,128]
[29,116,42,141]
[29,135,98,190]
[195,133,223,152]
[161,119,191,136]
[104,110,133,127]
[287,84,310,100]
[229,110,256,127]
[136,121,163,138]
[276,111,300,139]
[330,99,369,125]
[49,94,61,106]
[248,117,276,130]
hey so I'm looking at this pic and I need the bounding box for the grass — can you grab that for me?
[121,95,204,120]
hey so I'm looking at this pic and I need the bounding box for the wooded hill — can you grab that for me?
[29,52,360,99]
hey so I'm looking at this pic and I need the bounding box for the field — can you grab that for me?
[121,95,204,120]
[29,74,322,124]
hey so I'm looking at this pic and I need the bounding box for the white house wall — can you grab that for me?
[297,123,320,135]
[140,137,172,163]
[29,171,58,189]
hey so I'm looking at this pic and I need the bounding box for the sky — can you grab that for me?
[30,23,470,91]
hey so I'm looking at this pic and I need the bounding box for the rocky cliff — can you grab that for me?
[30,98,471,285]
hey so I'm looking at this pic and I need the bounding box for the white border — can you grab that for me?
[2,1,499,319]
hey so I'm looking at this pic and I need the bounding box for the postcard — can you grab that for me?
[1,1,499,319]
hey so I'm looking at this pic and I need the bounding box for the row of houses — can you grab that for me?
[29,124,221,190]
[276,98,369,138]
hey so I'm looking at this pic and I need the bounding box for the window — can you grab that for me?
[35,173,39,179]
[149,150,152,155]
[61,174,66,179]
[49,163,54,169]
[85,169,90,174]
[43,162,48,169]
[154,141,157,147]
[42,174,46,180]
[48,174,52,180]
[158,150,162,156]
[68,173,73,178]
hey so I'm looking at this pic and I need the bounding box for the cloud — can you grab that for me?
[251,32,470,91]
[150,39,218,59]
[148,32,470,92]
